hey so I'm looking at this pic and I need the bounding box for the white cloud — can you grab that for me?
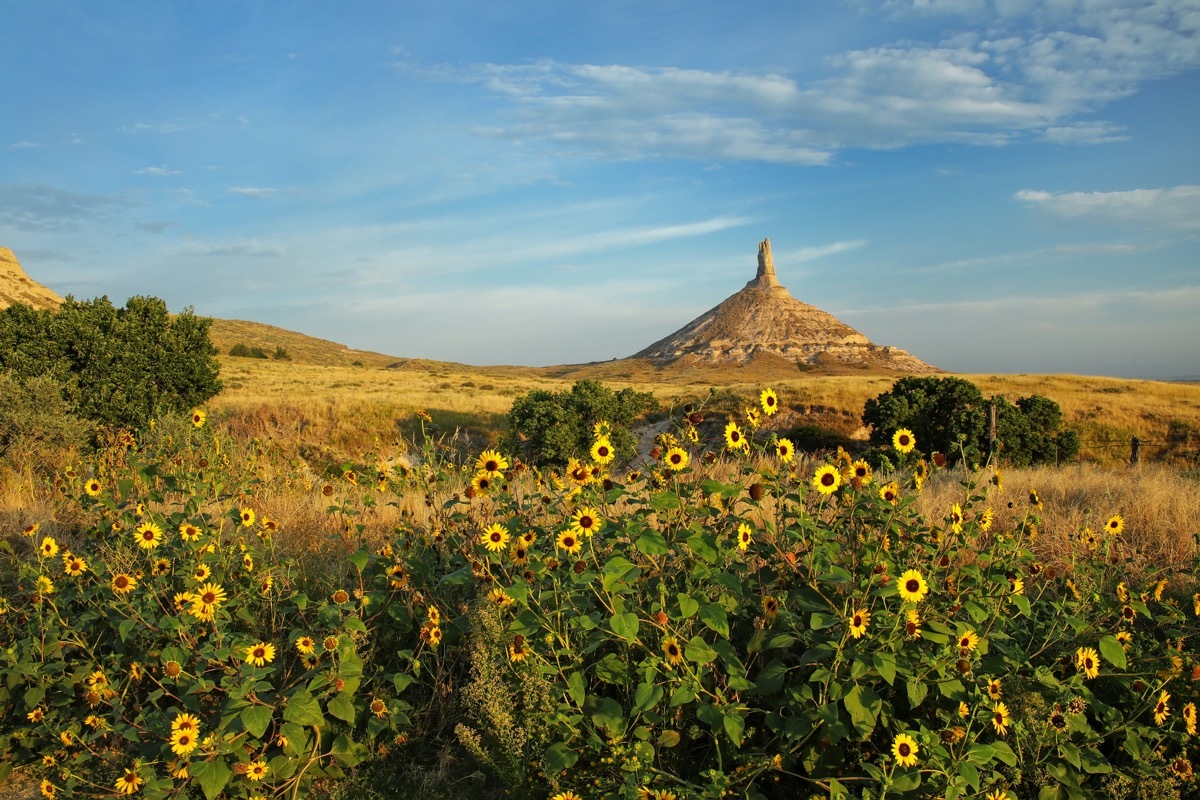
[170,239,286,257]
[777,240,867,265]
[1015,185,1200,229]
[135,166,181,176]
[121,121,188,134]
[9,141,41,149]
[227,186,278,198]
[449,2,1199,162]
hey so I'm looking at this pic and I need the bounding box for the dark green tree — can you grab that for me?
[0,296,222,430]
[994,394,1080,467]
[504,379,658,468]
[862,376,988,463]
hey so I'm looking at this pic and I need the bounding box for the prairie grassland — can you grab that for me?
[213,357,1200,465]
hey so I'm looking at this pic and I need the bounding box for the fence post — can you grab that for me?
[1130,435,1140,466]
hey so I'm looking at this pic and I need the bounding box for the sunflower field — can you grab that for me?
[1,389,1198,800]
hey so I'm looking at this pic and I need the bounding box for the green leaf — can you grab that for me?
[669,684,695,707]
[544,742,580,773]
[676,593,699,618]
[567,671,586,707]
[843,684,881,739]
[118,618,136,642]
[872,652,897,685]
[635,529,669,555]
[1098,634,1127,670]
[348,548,370,571]
[343,617,368,635]
[991,740,1017,766]
[632,682,663,714]
[191,759,233,800]
[328,694,356,724]
[610,612,640,643]
[658,729,681,747]
[699,603,730,638]
[684,636,717,665]
[723,711,746,746]
[649,491,681,511]
[906,679,928,709]
[240,705,273,738]
[1079,748,1112,774]
[283,689,325,727]
[965,743,995,765]
[589,696,625,737]
[809,612,840,630]
[958,762,980,791]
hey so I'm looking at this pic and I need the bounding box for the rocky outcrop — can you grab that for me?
[0,247,64,310]
[632,238,938,373]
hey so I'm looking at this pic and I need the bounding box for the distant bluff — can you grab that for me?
[0,246,64,310]
[632,238,938,373]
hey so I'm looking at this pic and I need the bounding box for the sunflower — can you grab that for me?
[737,522,753,551]
[898,569,929,604]
[850,460,872,485]
[247,759,269,781]
[84,479,102,497]
[1105,514,1124,536]
[880,482,900,506]
[665,446,689,471]
[1154,690,1171,725]
[39,779,56,799]
[1182,702,1197,735]
[892,429,916,454]
[724,421,747,451]
[331,589,350,604]
[992,702,1011,735]
[763,596,779,618]
[370,698,388,718]
[130,521,163,552]
[949,504,964,534]
[978,507,994,532]
[63,554,87,577]
[892,733,919,767]
[190,409,206,428]
[111,573,138,596]
[754,387,779,416]
[475,449,509,478]
[1075,647,1100,680]
[571,507,602,537]
[662,637,683,666]
[192,564,212,582]
[1028,488,1042,509]
[478,523,509,553]
[151,558,171,576]
[847,608,870,639]
[244,642,276,667]
[170,728,198,756]
[296,636,316,655]
[957,630,979,653]
[1116,631,1133,650]
[551,793,583,800]
[178,522,202,542]
[27,707,45,722]
[239,508,256,527]
[566,458,593,486]
[115,766,143,795]
[590,437,615,465]
[36,535,60,559]
[470,472,494,494]
[323,635,339,652]
[556,530,582,555]
[987,678,1003,700]
[812,464,841,495]
[36,575,54,595]
[487,587,513,607]
[1010,577,1025,596]
[775,438,795,463]
[164,660,183,679]
[508,635,528,662]
[188,582,228,621]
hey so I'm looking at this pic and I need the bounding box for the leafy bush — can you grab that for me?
[0,372,89,472]
[504,379,658,467]
[0,296,222,431]
[863,376,1079,467]
[229,342,269,359]
[272,346,292,361]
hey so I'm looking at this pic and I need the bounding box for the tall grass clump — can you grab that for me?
[1,389,1198,799]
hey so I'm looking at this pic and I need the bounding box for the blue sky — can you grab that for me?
[2,0,1198,378]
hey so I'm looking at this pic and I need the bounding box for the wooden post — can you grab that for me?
[1130,435,1140,465]
[988,402,997,463]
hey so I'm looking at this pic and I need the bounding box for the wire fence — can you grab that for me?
[1075,435,1200,466]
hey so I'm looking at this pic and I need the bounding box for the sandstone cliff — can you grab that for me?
[0,247,64,310]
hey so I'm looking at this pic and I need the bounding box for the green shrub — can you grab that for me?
[503,379,658,467]
[229,342,269,359]
[0,296,222,431]
[0,372,89,472]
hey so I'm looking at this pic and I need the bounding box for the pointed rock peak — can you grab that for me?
[1,246,64,310]
[745,237,787,294]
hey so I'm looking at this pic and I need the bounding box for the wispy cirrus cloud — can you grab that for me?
[169,238,287,257]
[135,166,181,176]
[1015,185,1200,230]
[121,121,187,134]
[227,186,278,198]
[0,183,126,232]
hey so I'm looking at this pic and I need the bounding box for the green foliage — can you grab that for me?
[0,372,89,471]
[863,376,1079,467]
[229,342,269,359]
[994,394,1082,467]
[272,346,292,361]
[1,390,1197,799]
[0,296,222,431]
[863,376,988,462]
[504,379,658,467]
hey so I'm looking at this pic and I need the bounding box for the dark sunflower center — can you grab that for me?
[580,516,594,528]
[116,576,128,588]
[854,615,863,626]
[202,591,216,603]
[906,579,920,593]
[822,473,835,486]
[254,647,265,658]
[490,532,502,542]
[898,743,910,757]
[485,460,498,472]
